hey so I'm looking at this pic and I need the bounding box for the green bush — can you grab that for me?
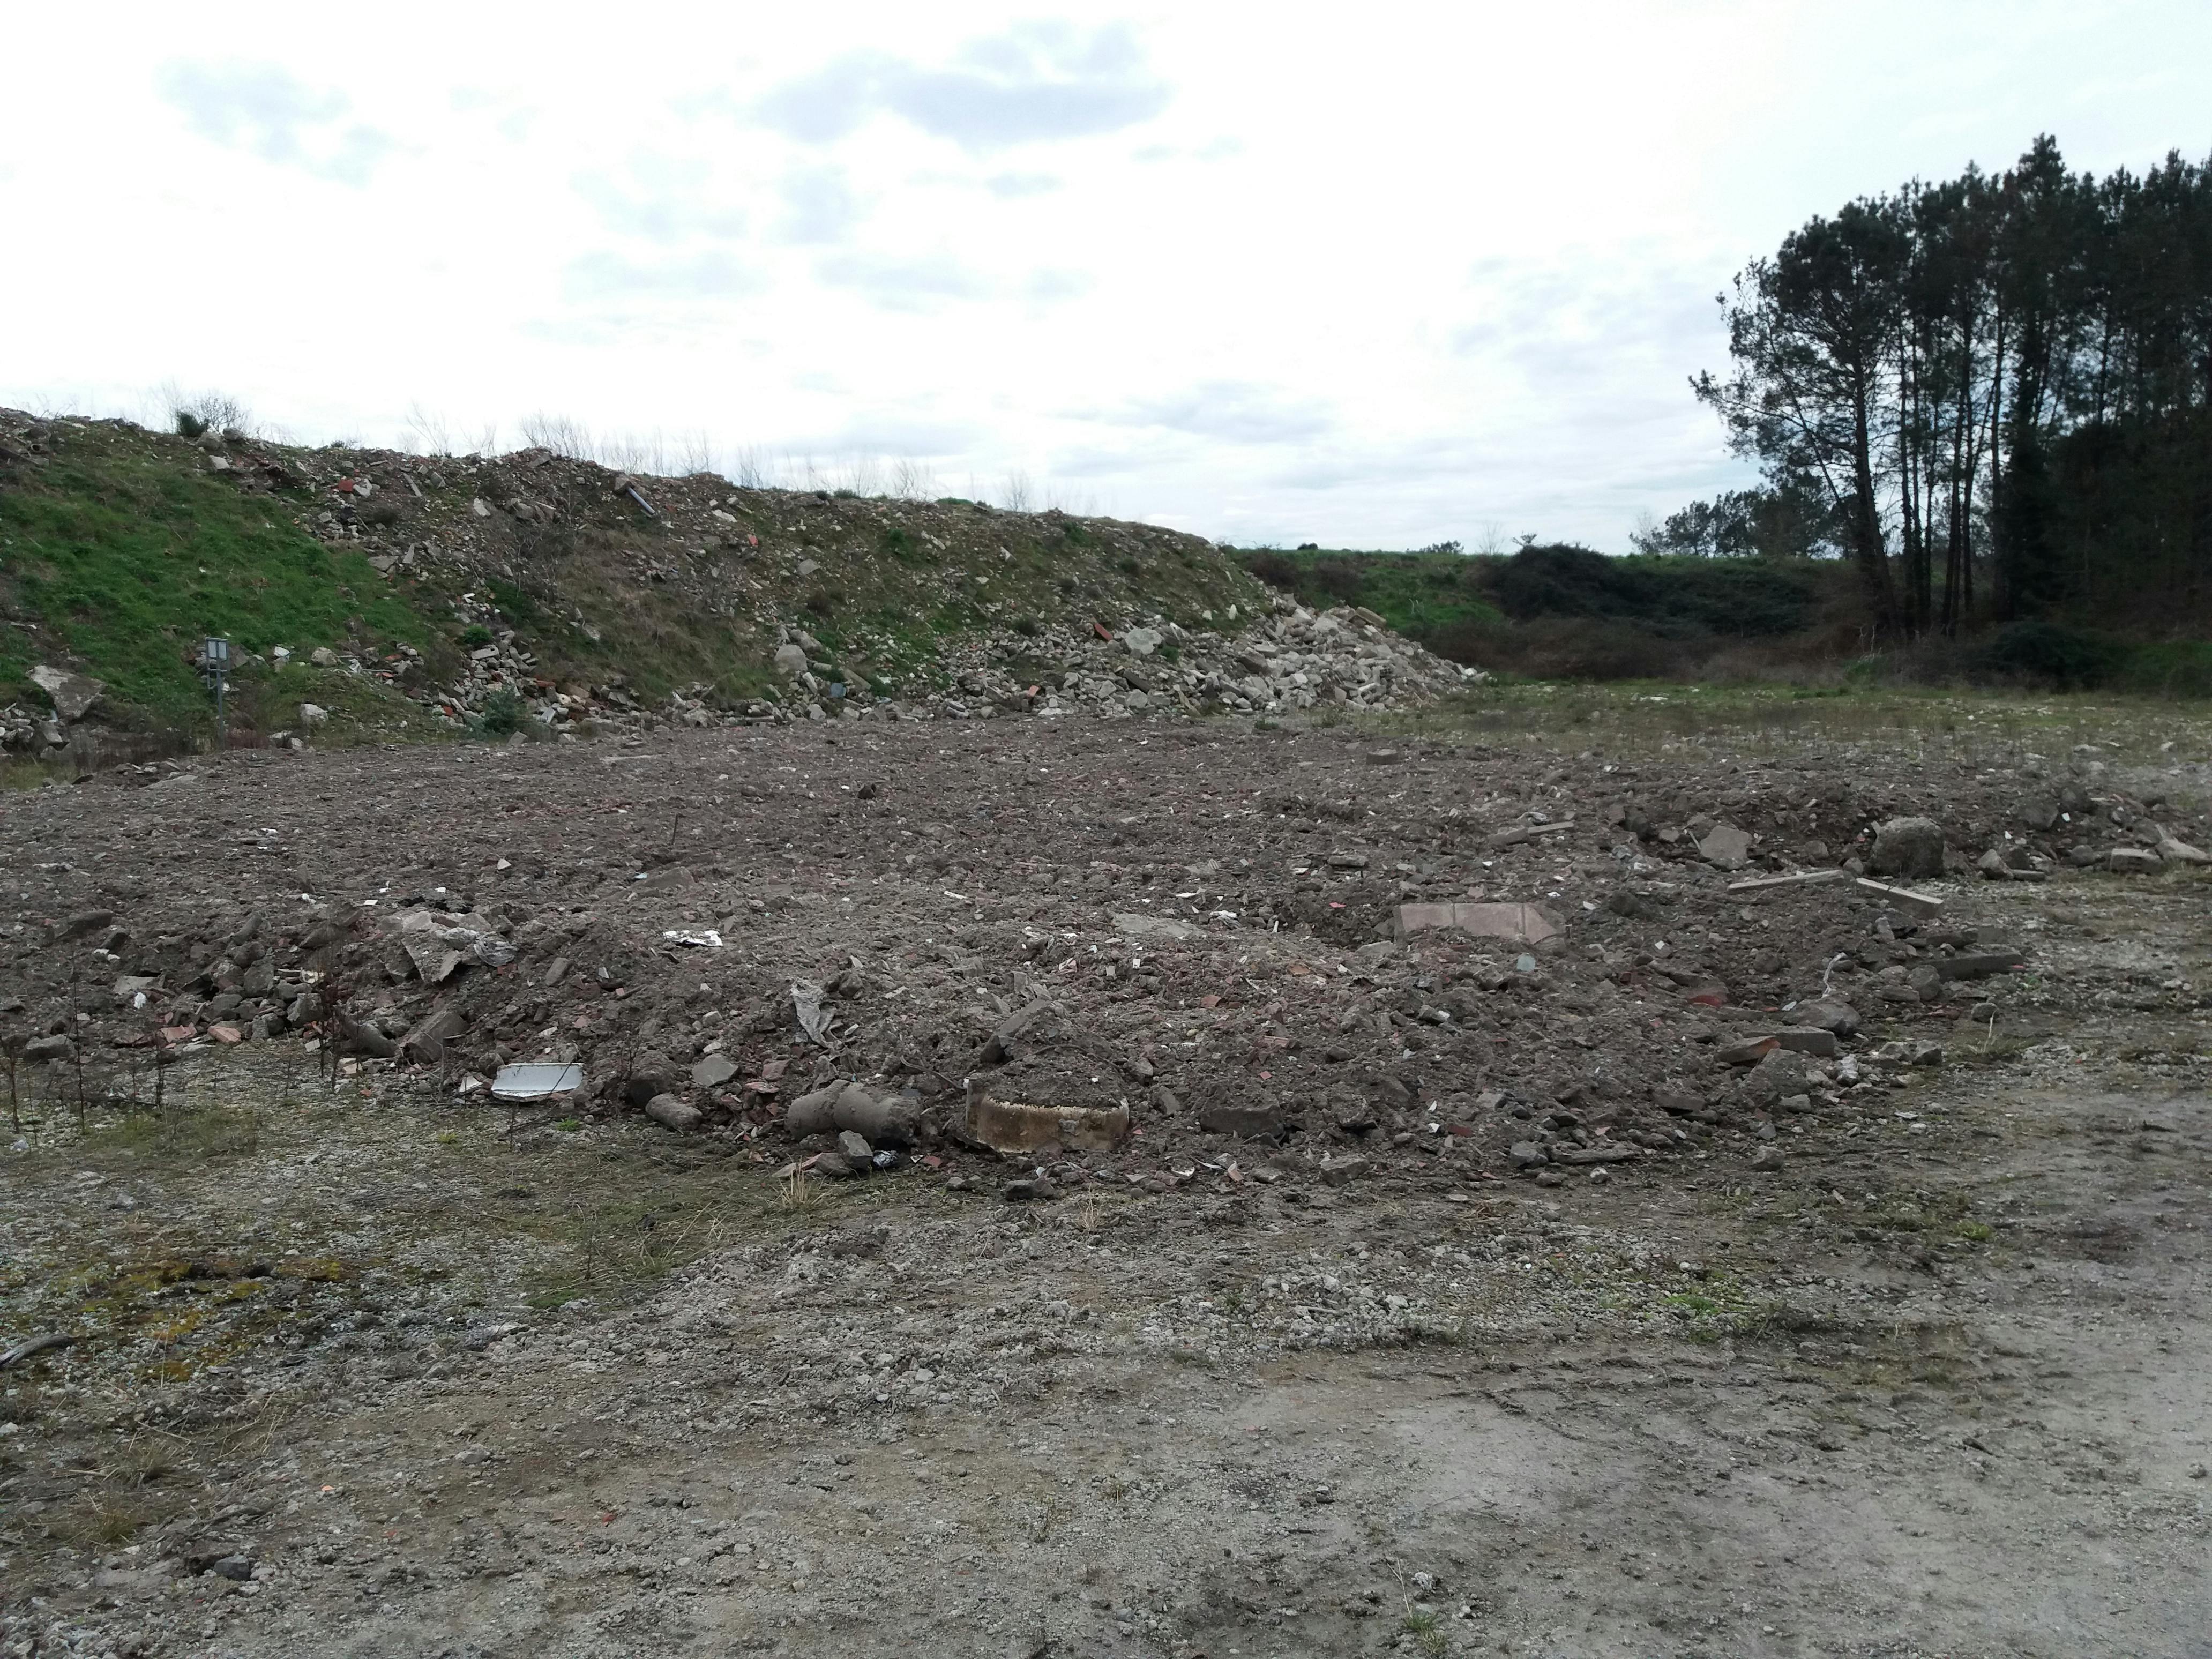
[476,690,524,736]
[459,624,495,649]
[1972,620,2125,689]
[1492,544,1818,637]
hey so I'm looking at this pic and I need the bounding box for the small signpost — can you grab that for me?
[200,637,231,749]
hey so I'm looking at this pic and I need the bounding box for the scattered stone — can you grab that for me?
[1749,1146,1785,1172]
[1739,1048,1814,1109]
[643,1093,703,1132]
[49,908,114,943]
[1794,999,1860,1037]
[22,1034,74,1064]
[1549,1144,1642,1166]
[692,1052,740,1089]
[2109,847,2162,875]
[1697,824,1755,869]
[1867,817,1947,880]
[1936,948,2027,981]
[1198,1102,1289,1140]
[837,1130,874,1164]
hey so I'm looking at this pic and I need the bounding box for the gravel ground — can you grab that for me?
[4,708,2210,1657]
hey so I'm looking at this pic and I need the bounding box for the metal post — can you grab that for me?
[201,637,231,751]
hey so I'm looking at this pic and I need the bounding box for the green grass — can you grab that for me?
[1,424,439,732]
[1239,546,1504,642]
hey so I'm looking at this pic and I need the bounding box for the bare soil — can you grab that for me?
[4,706,2210,1658]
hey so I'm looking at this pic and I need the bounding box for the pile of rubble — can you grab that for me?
[8,719,2206,1210]
[5,408,1483,748]
[761,599,1479,724]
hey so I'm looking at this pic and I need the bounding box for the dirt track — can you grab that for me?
[4,707,2211,1657]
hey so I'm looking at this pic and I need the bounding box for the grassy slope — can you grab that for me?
[0,422,446,734]
[1236,547,1505,645]
[0,414,1273,735]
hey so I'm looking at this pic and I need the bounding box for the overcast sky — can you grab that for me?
[5,2,2208,550]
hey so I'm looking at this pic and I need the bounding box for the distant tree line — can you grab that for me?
[1668,136,2212,639]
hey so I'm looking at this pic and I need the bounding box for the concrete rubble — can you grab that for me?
[6,712,2203,1208]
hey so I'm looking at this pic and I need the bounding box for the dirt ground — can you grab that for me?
[4,700,2211,1658]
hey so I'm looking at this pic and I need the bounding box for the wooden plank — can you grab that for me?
[1726,869,1850,894]
[1852,877,1944,916]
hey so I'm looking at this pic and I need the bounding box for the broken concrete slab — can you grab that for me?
[398,1004,469,1065]
[2151,826,2211,865]
[2108,847,2161,875]
[1852,877,1943,917]
[1113,912,1199,942]
[1395,901,1560,945]
[965,1093,1130,1154]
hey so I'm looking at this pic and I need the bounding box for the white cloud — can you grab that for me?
[757,21,1171,151]
[775,164,866,245]
[573,158,748,244]
[814,250,989,311]
[562,249,761,304]
[1100,382,1335,445]
[155,59,396,186]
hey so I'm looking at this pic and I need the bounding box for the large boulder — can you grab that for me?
[1867,817,1946,880]
[30,664,104,723]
